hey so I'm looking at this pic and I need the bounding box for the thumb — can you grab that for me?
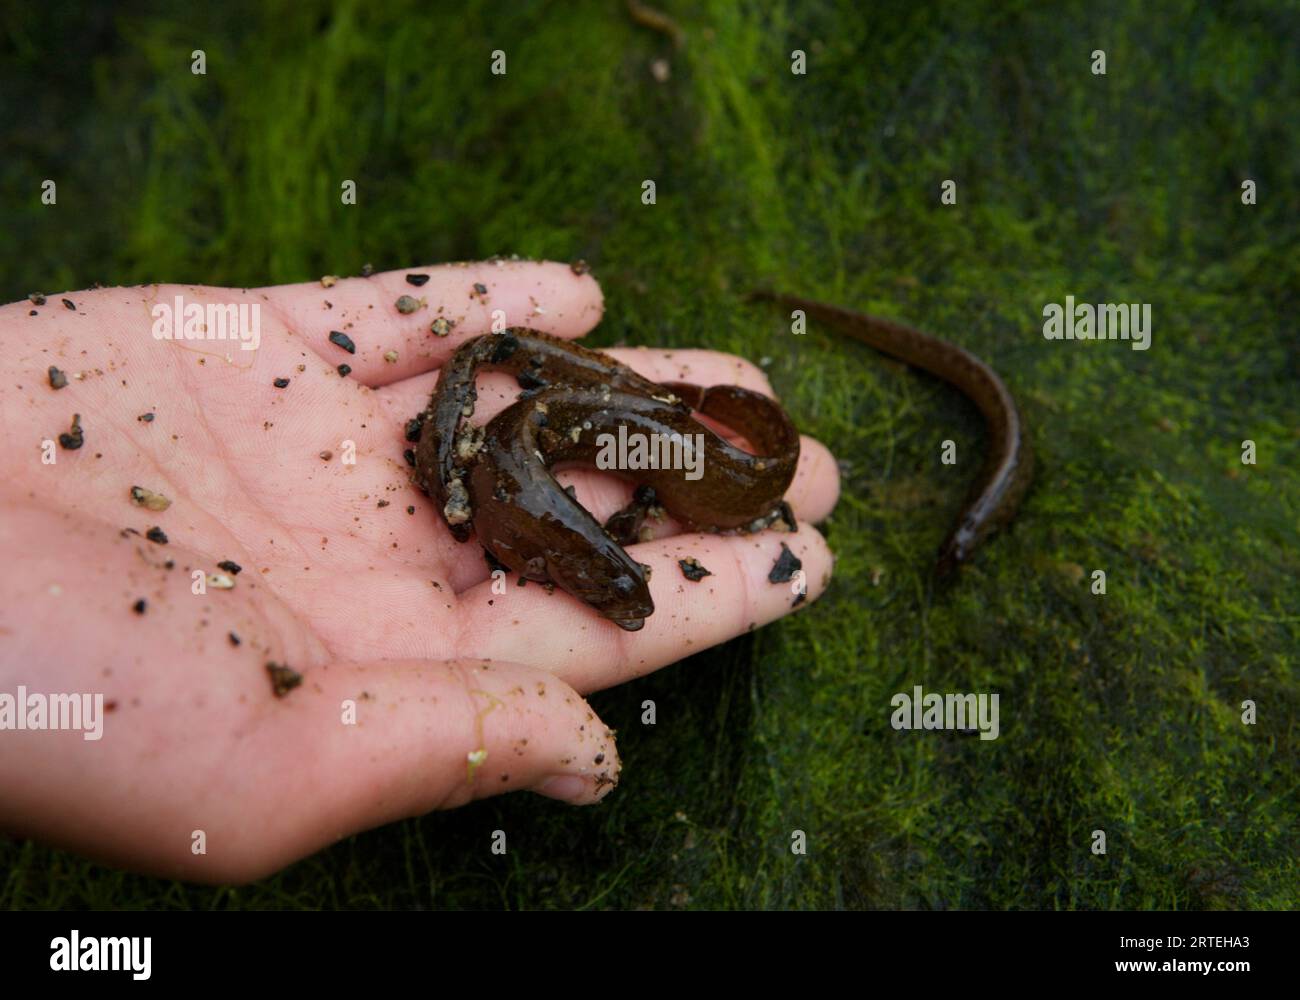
[195,658,620,883]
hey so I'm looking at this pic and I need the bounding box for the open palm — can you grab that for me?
[0,261,838,882]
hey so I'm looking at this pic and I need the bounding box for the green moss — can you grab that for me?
[1,0,1296,909]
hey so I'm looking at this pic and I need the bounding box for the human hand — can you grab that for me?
[0,261,838,882]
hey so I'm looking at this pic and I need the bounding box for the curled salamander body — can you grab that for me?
[750,292,1033,578]
[413,329,800,630]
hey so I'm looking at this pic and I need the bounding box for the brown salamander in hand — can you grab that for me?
[413,329,800,630]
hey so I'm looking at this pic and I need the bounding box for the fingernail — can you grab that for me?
[534,774,590,804]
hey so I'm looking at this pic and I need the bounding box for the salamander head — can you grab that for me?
[603,573,651,631]
[934,522,979,581]
[546,546,654,631]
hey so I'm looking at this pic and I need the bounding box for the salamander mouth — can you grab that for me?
[592,589,653,630]
[934,528,976,581]
[934,546,962,581]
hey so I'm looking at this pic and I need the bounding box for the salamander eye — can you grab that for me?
[611,574,639,597]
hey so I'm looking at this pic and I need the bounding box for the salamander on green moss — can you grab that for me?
[750,291,1033,578]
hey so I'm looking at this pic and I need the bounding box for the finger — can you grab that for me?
[253,260,605,387]
[452,521,834,694]
[0,652,620,885]
[213,656,620,882]
[602,346,777,396]
[375,346,778,426]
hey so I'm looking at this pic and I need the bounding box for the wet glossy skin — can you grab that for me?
[413,329,800,630]
[751,292,1033,578]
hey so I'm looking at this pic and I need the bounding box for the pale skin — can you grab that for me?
[0,261,839,883]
